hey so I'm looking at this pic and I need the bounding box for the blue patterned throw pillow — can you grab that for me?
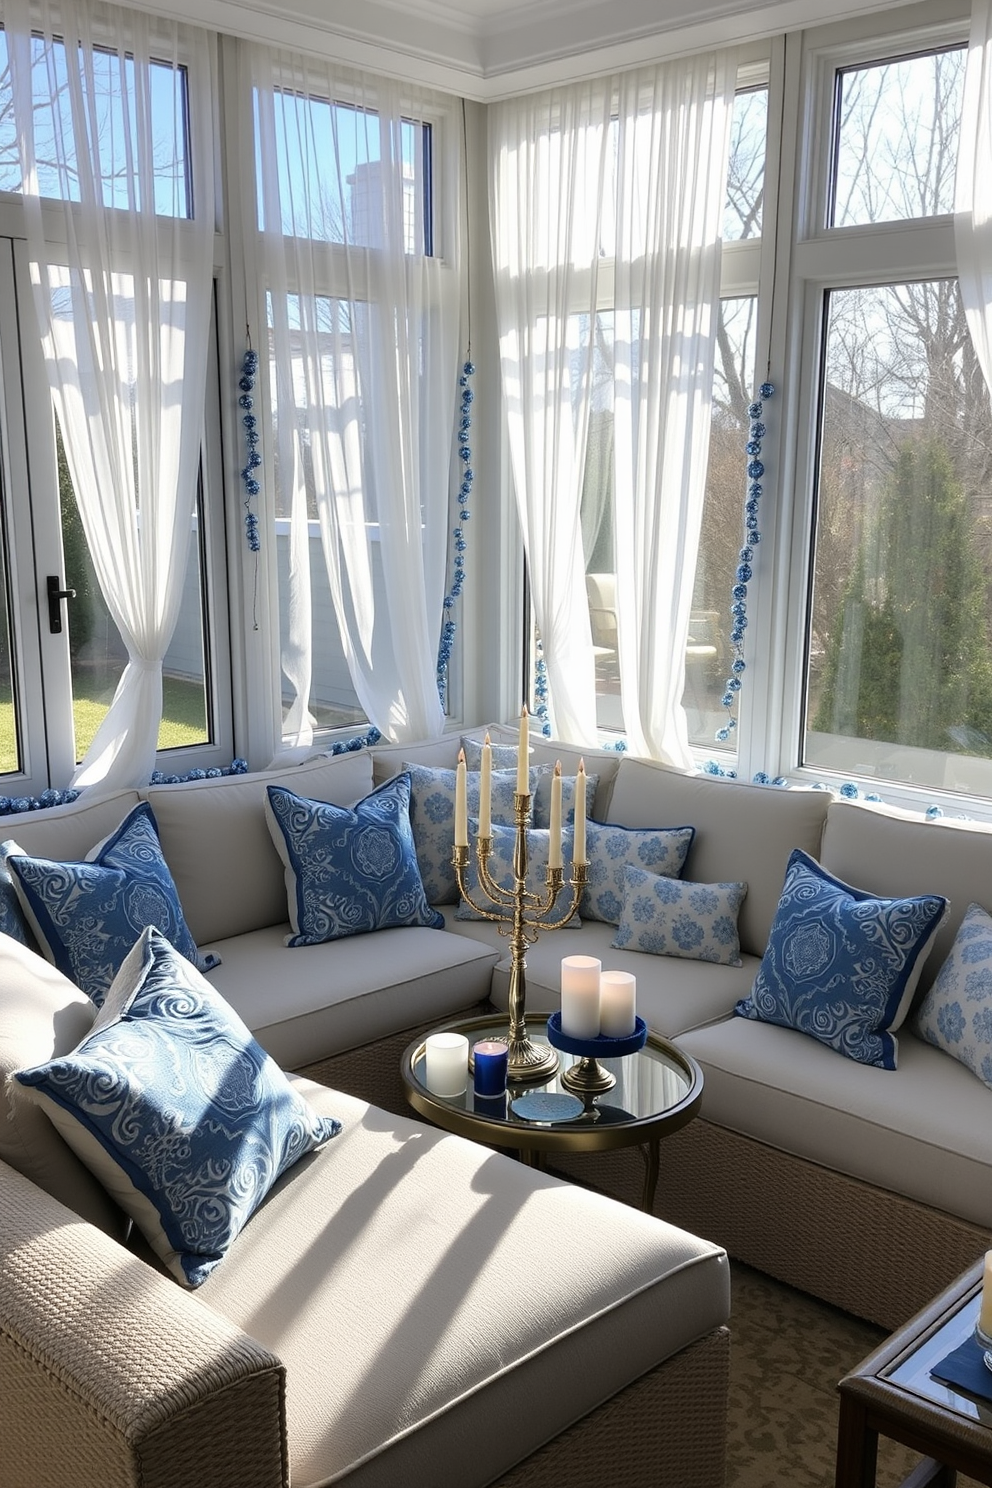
[612,866,747,965]
[457,738,596,829]
[735,848,947,1069]
[14,927,340,1288]
[580,820,695,925]
[7,803,204,1006]
[0,839,37,950]
[265,773,444,946]
[914,902,992,1089]
[404,762,532,904]
[455,822,580,926]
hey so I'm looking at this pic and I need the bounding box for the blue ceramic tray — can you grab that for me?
[546,1011,648,1059]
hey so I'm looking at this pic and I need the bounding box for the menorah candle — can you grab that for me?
[517,705,530,795]
[425,1032,469,1096]
[479,734,493,838]
[561,955,601,1038]
[454,748,468,847]
[548,762,563,870]
[573,760,587,864]
[600,970,637,1038]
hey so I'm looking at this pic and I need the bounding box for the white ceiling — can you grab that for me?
[143,0,911,95]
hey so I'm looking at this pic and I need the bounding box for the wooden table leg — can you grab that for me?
[836,1394,879,1488]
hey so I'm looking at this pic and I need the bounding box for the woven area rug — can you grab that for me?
[728,1261,984,1487]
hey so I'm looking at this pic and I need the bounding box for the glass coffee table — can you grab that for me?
[400,1013,703,1211]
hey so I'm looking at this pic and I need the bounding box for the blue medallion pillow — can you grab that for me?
[404,762,532,904]
[580,820,695,925]
[6,803,205,1006]
[14,927,340,1288]
[455,821,579,926]
[735,848,947,1068]
[914,902,992,1089]
[265,773,444,946]
[612,866,747,965]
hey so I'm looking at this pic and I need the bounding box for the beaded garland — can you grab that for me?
[238,346,261,554]
[437,360,475,709]
[715,382,775,747]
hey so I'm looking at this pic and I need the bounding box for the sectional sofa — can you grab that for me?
[3,720,992,1485]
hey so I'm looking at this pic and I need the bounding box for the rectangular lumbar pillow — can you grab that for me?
[734,847,947,1068]
[580,820,695,925]
[914,901,992,1088]
[265,772,444,945]
[6,802,206,1006]
[456,822,580,926]
[612,866,747,965]
[403,761,532,904]
[14,926,340,1287]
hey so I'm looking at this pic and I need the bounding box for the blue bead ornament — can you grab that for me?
[437,360,476,710]
[238,346,262,554]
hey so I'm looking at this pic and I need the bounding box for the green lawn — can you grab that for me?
[0,672,208,778]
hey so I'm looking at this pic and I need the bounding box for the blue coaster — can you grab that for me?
[510,1091,584,1123]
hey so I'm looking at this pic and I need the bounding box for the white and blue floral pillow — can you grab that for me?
[14,927,340,1288]
[455,822,579,926]
[404,762,531,904]
[612,866,747,965]
[6,803,204,1006]
[580,821,695,925]
[735,848,947,1069]
[458,737,597,829]
[265,773,443,946]
[914,902,992,1089]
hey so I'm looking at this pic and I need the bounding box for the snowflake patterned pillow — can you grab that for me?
[404,762,534,904]
[580,820,695,925]
[612,866,747,965]
[914,902,992,1089]
[735,848,946,1069]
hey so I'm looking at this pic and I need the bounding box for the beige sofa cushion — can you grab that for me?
[0,934,126,1236]
[142,752,375,944]
[606,761,830,957]
[820,798,992,997]
[2,789,142,859]
[200,1080,729,1488]
[204,922,500,1067]
[678,1015,992,1229]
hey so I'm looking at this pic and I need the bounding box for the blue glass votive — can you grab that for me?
[473,1039,509,1098]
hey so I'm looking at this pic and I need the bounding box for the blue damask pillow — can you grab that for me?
[914,902,992,1089]
[7,803,204,1006]
[455,822,580,926]
[580,820,695,925]
[735,848,947,1069]
[612,866,747,965]
[0,839,37,950]
[14,927,339,1287]
[404,762,531,904]
[265,773,444,946]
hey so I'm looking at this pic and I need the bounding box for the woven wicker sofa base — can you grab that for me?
[547,1118,990,1331]
[489,1325,729,1488]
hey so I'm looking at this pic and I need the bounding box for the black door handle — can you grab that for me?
[47,574,76,635]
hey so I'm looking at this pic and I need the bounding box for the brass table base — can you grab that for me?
[561,1055,617,1096]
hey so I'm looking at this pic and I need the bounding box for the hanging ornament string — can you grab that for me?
[715,382,774,745]
[437,359,475,708]
[238,336,261,630]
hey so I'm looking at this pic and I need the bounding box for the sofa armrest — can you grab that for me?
[0,1159,288,1488]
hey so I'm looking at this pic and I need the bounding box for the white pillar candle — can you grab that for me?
[980,1251,992,1336]
[599,970,637,1038]
[560,955,601,1039]
[425,1032,469,1097]
[516,705,530,795]
[479,734,493,838]
[548,761,563,870]
[454,748,468,848]
[573,759,587,865]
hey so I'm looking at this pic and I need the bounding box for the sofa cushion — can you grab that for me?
[14,928,340,1288]
[199,1078,730,1488]
[0,932,126,1237]
[204,922,501,1069]
[7,802,204,1006]
[734,848,946,1069]
[455,822,578,926]
[0,788,142,860]
[265,775,444,946]
[613,869,747,966]
[914,902,992,1089]
[606,759,831,956]
[404,762,530,905]
[143,751,375,945]
[581,820,694,924]
[678,1015,992,1230]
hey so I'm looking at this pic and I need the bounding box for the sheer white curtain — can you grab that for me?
[248,47,461,752]
[9,0,216,790]
[957,0,992,397]
[490,53,736,764]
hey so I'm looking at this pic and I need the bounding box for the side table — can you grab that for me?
[836,1258,992,1488]
[400,1013,703,1211]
